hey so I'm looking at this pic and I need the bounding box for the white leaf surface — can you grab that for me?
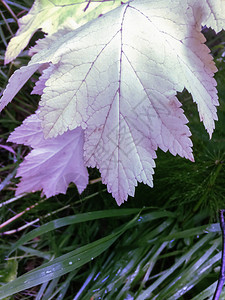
[37,0,219,138]
[199,0,225,32]
[1,0,225,204]
[4,0,124,64]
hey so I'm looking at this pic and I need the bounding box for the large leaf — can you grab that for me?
[1,0,225,204]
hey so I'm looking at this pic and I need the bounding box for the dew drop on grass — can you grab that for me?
[77,258,80,261]
[179,285,192,297]
[46,270,52,274]
[69,261,73,265]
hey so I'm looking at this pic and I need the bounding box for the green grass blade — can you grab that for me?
[0,215,138,299]
[165,238,221,299]
[7,209,139,254]
[161,223,220,241]
[17,245,51,260]
[136,233,215,299]
[36,282,49,300]
[192,281,222,300]
[8,209,174,255]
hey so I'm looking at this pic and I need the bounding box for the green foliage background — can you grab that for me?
[1,1,225,299]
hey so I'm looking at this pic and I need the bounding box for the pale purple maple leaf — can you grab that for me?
[8,113,88,197]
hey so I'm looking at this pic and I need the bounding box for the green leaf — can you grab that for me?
[0,259,18,284]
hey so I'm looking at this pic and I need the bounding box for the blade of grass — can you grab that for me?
[17,245,52,260]
[136,233,215,299]
[161,223,221,242]
[165,238,221,299]
[35,282,49,300]
[0,214,139,299]
[55,271,77,300]
[192,282,219,300]
[73,266,97,300]
[8,209,174,255]
[42,277,60,300]
[81,218,175,299]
